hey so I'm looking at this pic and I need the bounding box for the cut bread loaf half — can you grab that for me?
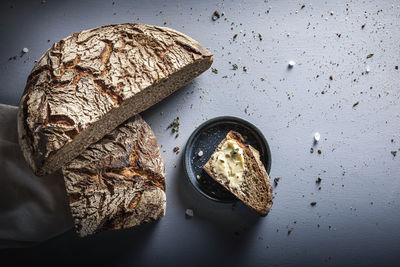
[18,23,213,176]
[62,115,165,237]
[203,131,273,215]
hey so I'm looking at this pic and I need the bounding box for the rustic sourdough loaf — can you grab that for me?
[203,131,273,215]
[18,23,213,176]
[62,115,165,237]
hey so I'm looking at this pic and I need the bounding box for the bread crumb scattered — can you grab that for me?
[211,11,220,21]
[314,132,321,142]
[185,209,194,217]
[274,177,280,187]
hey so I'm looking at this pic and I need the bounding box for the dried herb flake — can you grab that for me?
[167,117,180,133]
[232,148,239,155]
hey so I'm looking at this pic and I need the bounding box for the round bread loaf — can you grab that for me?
[18,23,213,176]
[62,115,166,237]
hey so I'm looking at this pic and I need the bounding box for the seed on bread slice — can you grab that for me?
[203,130,273,215]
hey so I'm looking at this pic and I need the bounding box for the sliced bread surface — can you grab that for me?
[18,23,213,176]
[62,115,165,237]
[203,131,273,215]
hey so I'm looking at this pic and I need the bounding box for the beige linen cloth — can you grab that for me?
[0,104,73,248]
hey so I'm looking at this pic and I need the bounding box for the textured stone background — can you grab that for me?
[0,0,399,266]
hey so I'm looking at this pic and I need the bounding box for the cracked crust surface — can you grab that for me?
[17,23,213,175]
[62,115,166,237]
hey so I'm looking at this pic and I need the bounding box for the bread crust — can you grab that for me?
[17,23,213,175]
[62,115,166,237]
[203,131,273,215]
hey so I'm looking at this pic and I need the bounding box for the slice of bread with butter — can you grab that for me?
[203,131,273,215]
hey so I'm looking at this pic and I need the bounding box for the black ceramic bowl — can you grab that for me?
[183,116,271,203]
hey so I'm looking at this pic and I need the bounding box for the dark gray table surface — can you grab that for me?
[1,0,399,266]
